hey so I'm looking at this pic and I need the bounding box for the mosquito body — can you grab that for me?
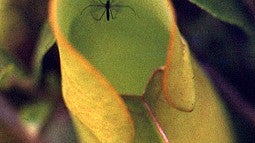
[105,0,111,21]
[81,0,136,21]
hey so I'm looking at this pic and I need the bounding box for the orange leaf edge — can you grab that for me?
[161,0,191,112]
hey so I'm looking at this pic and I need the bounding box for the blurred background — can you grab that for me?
[0,0,254,142]
[173,0,255,142]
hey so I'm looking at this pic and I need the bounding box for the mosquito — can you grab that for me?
[80,0,137,21]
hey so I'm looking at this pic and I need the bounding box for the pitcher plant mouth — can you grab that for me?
[49,0,236,142]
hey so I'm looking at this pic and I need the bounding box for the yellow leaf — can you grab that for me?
[162,1,196,112]
[143,2,235,141]
[49,0,134,142]
[144,60,236,143]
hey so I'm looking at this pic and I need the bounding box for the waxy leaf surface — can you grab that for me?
[163,19,196,112]
[122,95,169,143]
[144,63,236,143]
[50,0,135,141]
[54,0,173,95]
[49,0,237,142]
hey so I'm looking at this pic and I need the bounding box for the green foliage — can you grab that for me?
[20,101,53,134]
[189,0,255,68]
[33,22,56,82]
[189,0,255,35]
[0,48,25,90]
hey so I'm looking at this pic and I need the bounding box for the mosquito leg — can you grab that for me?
[99,10,106,21]
[110,9,115,19]
[81,5,93,15]
[80,4,104,16]
[91,10,106,21]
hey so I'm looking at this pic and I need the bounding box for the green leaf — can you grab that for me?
[189,0,255,37]
[54,0,173,95]
[189,0,255,67]
[0,47,20,69]
[33,21,56,82]
[19,101,53,136]
[122,96,168,143]
[0,47,25,90]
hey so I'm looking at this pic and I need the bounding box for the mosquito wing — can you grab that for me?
[111,4,137,19]
[87,5,105,21]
